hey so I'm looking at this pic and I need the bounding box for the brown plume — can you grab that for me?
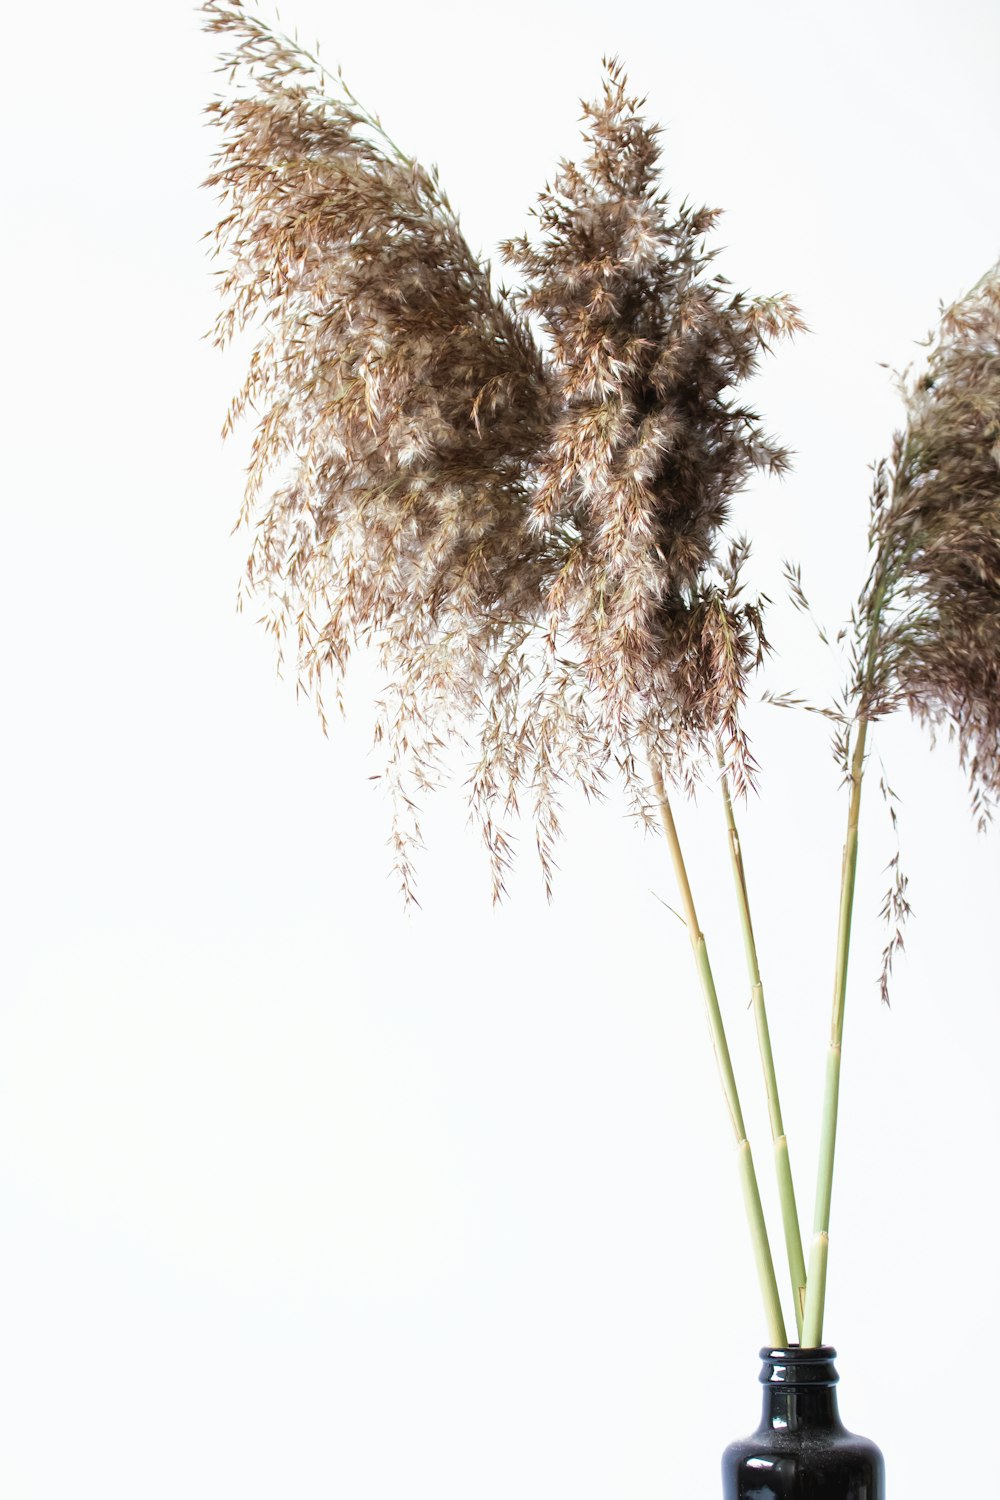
[203,5,803,897]
[854,264,1000,826]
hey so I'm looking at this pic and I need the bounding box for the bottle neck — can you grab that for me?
[756,1347,844,1435]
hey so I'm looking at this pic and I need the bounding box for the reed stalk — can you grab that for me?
[651,762,787,1346]
[800,717,869,1347]
[717,749,807,1337]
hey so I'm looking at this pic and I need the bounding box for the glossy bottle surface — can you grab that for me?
[722,1347,885,1499]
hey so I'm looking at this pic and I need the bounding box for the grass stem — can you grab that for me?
[801,716,869,1347]
[717,749,807,1338]
[651,762,787,1346]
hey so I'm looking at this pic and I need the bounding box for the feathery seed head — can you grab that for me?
[204,8,802,895]
[854,263,1000,824]
[501,59,804,795]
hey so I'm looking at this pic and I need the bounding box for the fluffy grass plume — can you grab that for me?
[502,61,804,799]
[203,3,803,897]
[855,264,1000,823]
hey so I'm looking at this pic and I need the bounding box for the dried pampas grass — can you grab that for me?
[203,3,802,899]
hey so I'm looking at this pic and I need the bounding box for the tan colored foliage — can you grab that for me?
[203,3,804,897]
[856,266,1000,826]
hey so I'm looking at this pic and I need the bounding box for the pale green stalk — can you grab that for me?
[800,534,895,1349]
[717,749,807,1337]
[800,717,869,1347]
[651,762,787,1346]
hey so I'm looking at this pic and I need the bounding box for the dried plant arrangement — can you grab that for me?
[202,0,999,1485]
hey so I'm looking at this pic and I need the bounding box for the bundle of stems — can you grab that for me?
[203,0,1000,1350]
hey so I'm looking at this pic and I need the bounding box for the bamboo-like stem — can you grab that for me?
[717,748,807,1338]
[651,761,787,1346]
[800,716,869,1347]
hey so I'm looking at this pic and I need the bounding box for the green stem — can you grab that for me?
[651,762,787,1347]
[800,716,869,1347]
[717,749,807,1338]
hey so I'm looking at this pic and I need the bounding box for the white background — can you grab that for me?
[3,0,999,1494]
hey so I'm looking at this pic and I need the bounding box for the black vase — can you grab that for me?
[722,1346,885,1499]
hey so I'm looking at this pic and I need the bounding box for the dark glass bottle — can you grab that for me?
[722,1346,885,1499]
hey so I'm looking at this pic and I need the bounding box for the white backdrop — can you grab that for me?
[3,0,998,1494]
